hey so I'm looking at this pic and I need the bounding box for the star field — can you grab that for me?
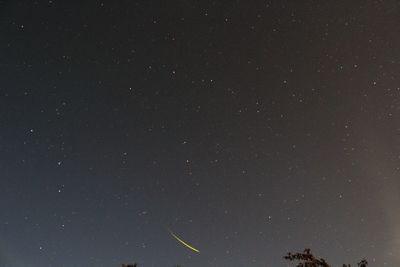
[1,1,400,267]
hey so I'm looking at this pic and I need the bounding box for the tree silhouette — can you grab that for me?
[284,248,330,267]
[284,248,368,267]
[342,258,368,267]
[121,248,368,267]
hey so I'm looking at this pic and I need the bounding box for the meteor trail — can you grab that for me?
[168,229,200,253]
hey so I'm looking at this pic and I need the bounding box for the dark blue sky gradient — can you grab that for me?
[1,1,400,267]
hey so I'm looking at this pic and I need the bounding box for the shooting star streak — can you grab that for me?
[168,229,200,253]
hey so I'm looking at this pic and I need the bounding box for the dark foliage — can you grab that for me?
[121,248,368,267]
[284,248,368,267]
[284,248,330,267]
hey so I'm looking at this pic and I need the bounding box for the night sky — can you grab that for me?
[1,1,400,267]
